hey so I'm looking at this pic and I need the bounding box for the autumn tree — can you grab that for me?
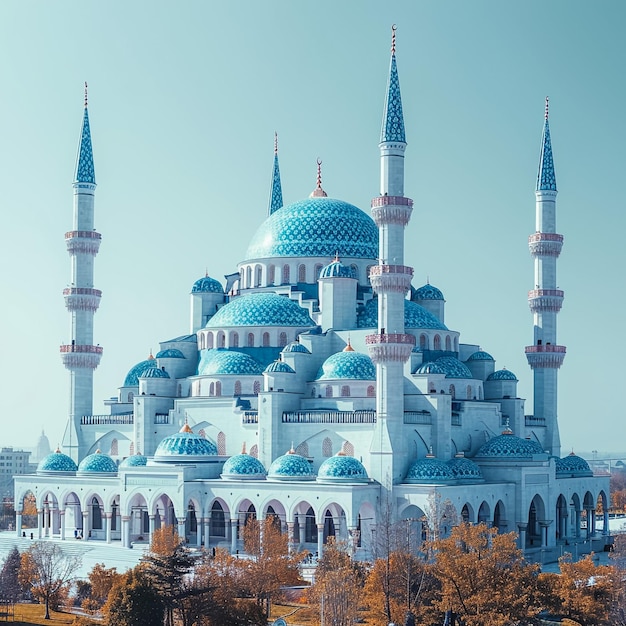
[0,546,24,602]
[19,541,82,619]
[80,563,121,614]
[609,534,626,625]
[103,567,164,626]
[430,522,540,626]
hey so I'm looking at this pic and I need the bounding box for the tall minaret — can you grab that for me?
[525,97,565,457]
[268,132,283,215]
[60,83,103,462]
[367,26,415,492]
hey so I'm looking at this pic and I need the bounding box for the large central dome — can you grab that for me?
[245,197,378,260]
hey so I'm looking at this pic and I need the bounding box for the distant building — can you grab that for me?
[0,448,33,497]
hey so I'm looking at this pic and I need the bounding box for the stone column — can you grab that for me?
[590,509,596,535]
[149,515,156,542]
[574,508,581,538]
[287,522,295,554]
[196,518,203,547]
[15,511,22,537]
[298,514,305,550]
[122,516,131,548]
[37,510,43,539]
[517,523,528,550]
[105,513,112,543]
[177,518,186,542]
[317,524,324,558]
[204,518,210,550]
[559,511,568,541]
[60,511,66,540]
[82,511,90,540]
[539,520,552,547]
[230,519,238,554]
[603,509,609,536]
[585,508,592,539]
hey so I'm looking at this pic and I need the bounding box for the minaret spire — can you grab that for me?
[74,82,96,185]
[380,25,406,145]
[268,132,283,215]
[536,96,557,192]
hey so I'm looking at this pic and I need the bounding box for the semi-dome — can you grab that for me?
[317,453,369,483]
[268,449,315,481]
[245,197,378,261]
[282,342,310,354]
[447,455,483,480]
[37,449,77,474]
[486,368,518,381]
[405,456,455,483]
[198,349,264,376]
[139,367,170,379]
[191,275,224,293]
[556,452,593,477]
[124,355,157,386]
[120,454,148,467]
[153,423,218,461]
[264,360,295,374]
[319,259,356,279]
[466,350,494,362]
[316,350,375,380]
[221,452,267,479]
[412,283,444,301]
[78,450,118,475]
[435,356,473,379]
[414,361,446,375]
[156,349,185,359]
[206,293,316,328]
[476,431,544,458]
[358,298,447,330]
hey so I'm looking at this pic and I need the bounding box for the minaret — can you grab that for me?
[367,26,415,492]
[268,132,283,214]
[525,97,565,457]
[60,83,103,462]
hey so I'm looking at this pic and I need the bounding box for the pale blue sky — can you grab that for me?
[0,1,624,455]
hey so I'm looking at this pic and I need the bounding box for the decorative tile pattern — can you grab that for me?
[198,349,264,376]
[140,366,170,379]
[405,457,455,483]
[192,276,224,294]
[555,454,592,477]
[156,349,185,359]
[477,434,544,457]
[37,451,77,473]
[537,119,557,191]
[124,358,157,386]
[222,453,267,477]
[447,457,483,479]
[282,342,310,354]
[269,154,283,215]
[319,260,356,279]
[381,54,406,143]
[206,293,316,328]
[358,298,447,330]
[155,431,218,457]
[412,283,444,301]
[245,197,378,260]
[268,452,315,480]
[265,360,295,374]
[486,369,517,381]
[317,455,368,482]
[78,451,118,473]
[435,356,473,379]
[120,454,148,467]
[466,350,494,362]
[75,108,96,184]
[316,351,375,380]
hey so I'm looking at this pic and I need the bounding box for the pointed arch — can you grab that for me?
[255,265,262,287]
[253,380,261,394]
[298,264,306,282]
[322,437,333,457]
[217,331,225,348]
[342,441,354,456]
[420,333,428,350]
[210,501,226,537]
[110,438,118,456]
[282,264,290,284]
[249,444,258,458]
[234,380,242,395]
[367,385,375,397]
[325,385,333,398]
[262,332,270,347]
[295,442,309,457]
[433,334,441,350]
[279,332,288,347]
[217,432,226,455]
[268,265,275,285]
[230,331,239,347]
[341,385,350,397]
[247,332,255,347]
[207,333,214,349]
[445,335,451,351]
[449,384,456,399]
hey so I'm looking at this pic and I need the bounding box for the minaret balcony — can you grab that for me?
[527,289,564,313]
[525,344,566,369]
[369,264,413,294]
[63,287,102,312]
[60,344,103,370]
[366,332,415,364]
[65,230,102,256]
[528,232,563,257]
[371,196,413,226]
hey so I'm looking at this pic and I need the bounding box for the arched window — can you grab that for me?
[217,432,226,455]
[305,507,316,543]
[91,497,102,530]
[420,334,427,350]
[322,437,333,457]
[268,265,275,285]
[325,385,333,398]
[315,264,323,280]
[246,266,252,288]
[247,333,254,347]
[210,502,226,537]
[298,264,306,283]
[255,265,262,287]
[445,335,451,351]
[231,331,239,347]
[250,444,258,458]
[454,337,459,351]
[342,441,354,456]
[449,384,456,399]
[253,380,261,394]
[434,335,441,350]
[217,332,225,348]
[209,382,215,396]
[367,385,375,397]
[199,334,205,349]
[341,385,350,397]
[324,510,335,542]
[279,332,287,347]
[296,442,309,457]
[207,333,214,349]
[466,385,472,399]
[215,381,221,397]
[110,439,118,456]
[127,392,134,403]
[282,264,290,284]
[262,332,270,347]
[234,380,242,395]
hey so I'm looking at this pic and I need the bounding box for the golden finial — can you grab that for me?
[391,24,397,55]
[241,442,247,454]
[545,96,549,121]
[310,158,327,197]
[148,349,154,360]
[344,337,355,352]
[84,82,88,108]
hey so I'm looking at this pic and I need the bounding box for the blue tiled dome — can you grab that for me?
[206,293,316,328]
[245,197,378,260]
[319,260,356,279]
[268,450,315,481]
[414,361,446,375]
[435,357,473,379]
[477,432,544,457]
[221,453,267,479]
[265,360,295,374]
[466,350,494,362]
[405,456,455,483]
[124,356,157,386]
[447,456,483,480]
[556,453,593,477]
[282,342,310,354]
[317,454,369,483]
[412,283,444,301]
[192,275,224,293]
[156,349,185,359]
[154,424,218,461]
[486,369,518,381]
[316,350,375,380]
[120,454,148,467]
[37,450,77,474]
[198,349,264,376]
[140,366,170,379]
[78,451,118,475]
[358,298,447,330]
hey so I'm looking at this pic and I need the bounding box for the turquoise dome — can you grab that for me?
[124,357,157,386]
[414,361,446,375]
[319,260,356,279]
[556,453,593,477]
[265,360,295,374]
[317,454,368,483]
[245,197,378,260]
[412,283,444,301]
[466,350,494,362]
[435,356,473,379]
[140,366,170,379]
[358,298,447,330]
[206,293,316,328]
[221,453,267,479]
[37,450,77,474]
[447,456,483,480]
[316,350,375,380]
[156,349,185,359]
[486,369,518,381]
[477,432,544,457]
[154,424,218,461]
[192,275,223,293]
[198,349,264,376]
[120,454,148,467]
[78,451,117,475]
[282,342,310,354]
[268,450,315,481]
[406,456,455,483]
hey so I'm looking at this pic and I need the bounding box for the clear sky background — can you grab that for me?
[0,1,624,456]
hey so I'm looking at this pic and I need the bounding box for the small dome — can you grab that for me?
[139,367,170,379]
[191,275,224,294]
[264,360,295,374]
[486,368,518,381]
[198,349,264,376]
[556,453,593,477]
[405,456,455,483]
[435,356,473,379]
[37,450,77,474]
[221,453,267,479]
[466,350,494,362]
[317,454,368,483]
[412,283,444,301]
[282,342,310,354]
[124,355,157,386]
[447,455,483,480]
[477,431,544,458]
[78,450,118,475]
[316,351,375,380]
[319,259,356,279]
[268,450,315,481]
[206,292,316,328]
[413,361,446,375]
[156,349,185,359]
[120,454,148,467]
[154,424,218,461]
[358,298,447,330]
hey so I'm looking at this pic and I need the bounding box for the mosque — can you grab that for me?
[14,30,609,561]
